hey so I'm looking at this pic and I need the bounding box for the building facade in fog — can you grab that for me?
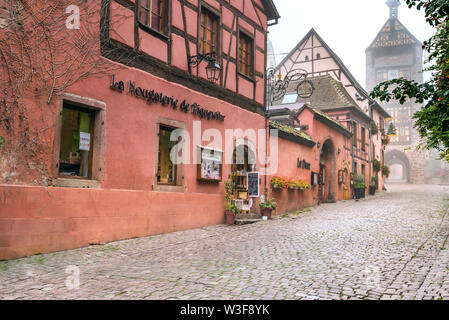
[272,29,391,193]
[366,0,447,184]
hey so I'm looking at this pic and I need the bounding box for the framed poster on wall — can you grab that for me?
[197,146,223,182]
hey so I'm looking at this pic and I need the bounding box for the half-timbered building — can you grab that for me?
[271,28,391,194]
[0,0,279,260]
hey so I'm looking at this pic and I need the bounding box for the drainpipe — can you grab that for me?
[369,101,376,189]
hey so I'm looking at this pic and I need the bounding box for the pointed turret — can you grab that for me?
[386,0,401,19]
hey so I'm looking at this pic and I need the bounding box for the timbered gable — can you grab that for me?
[367,18,419,50]
[274,29,374,115]
[102,0,279,115]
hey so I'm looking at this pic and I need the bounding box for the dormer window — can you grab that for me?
[138,0,167,34]
[282,93,298,104]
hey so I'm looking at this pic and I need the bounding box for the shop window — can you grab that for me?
[200,8,219,55]
[58,104,95,179]
[157,125,179,185]
[138,0,167,34]
[238,32,253,77]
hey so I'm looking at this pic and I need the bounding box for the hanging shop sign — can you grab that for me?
[110,75,226,122]
[297,158,311,170]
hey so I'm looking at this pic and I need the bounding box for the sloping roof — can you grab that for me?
[272,75,360,110]
[366,18,420,51]
[269,120,316,147]
[261,0,280,22]
[298,104,353,137]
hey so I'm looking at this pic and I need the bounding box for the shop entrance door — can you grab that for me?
[343,168,350,200]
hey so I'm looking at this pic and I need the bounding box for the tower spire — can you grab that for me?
[386,0,401,19]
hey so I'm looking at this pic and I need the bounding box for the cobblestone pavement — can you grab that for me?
[1,184,448,300]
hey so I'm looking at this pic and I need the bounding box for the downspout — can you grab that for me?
[369,100,376,189]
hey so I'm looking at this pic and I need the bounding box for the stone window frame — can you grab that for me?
[153,116,186,193]
[51,92,107,189]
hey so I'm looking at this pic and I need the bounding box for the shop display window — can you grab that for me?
[157,125,178,185]
[59,104,94,179]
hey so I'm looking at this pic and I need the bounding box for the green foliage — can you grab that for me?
[224,180,233,204]
[354,174,366,189]
[260,198,277,210]
[372,159,381,172]
[370,176,378,187]
[225,201,241,215]
[370,0,449,162]
[0,136,4,148]
[382,165,390,178]
[387,123,397,136]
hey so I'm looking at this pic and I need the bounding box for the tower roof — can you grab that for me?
[367,1,420,51]
[386,0,401,19]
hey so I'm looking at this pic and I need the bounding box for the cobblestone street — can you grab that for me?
[1,184,448,300]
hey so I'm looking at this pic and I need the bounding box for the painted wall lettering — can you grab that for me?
[110,75,225,122]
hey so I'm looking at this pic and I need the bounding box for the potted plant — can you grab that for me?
[354,174,366,199]
[288,179,300,190]
[260,198,277,220]
[225,201,240,225]
[297,179,312,190]
[369,176,377,195]
[271,176,289,189]
[382,165,390,178]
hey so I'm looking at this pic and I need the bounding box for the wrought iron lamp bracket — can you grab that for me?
[188,52,217,68]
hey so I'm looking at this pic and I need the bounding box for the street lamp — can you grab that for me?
[188,52,222,83]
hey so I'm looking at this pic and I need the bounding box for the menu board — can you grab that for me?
[247,172,260,198]
[197,146,223,182]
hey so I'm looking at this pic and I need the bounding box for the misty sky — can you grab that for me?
[267,0,435,88]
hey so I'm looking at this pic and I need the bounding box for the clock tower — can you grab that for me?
[365,0,445,184]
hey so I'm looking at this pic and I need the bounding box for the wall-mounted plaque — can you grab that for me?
[197,146,223,182]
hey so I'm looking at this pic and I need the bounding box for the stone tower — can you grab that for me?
[365,0,444,184]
